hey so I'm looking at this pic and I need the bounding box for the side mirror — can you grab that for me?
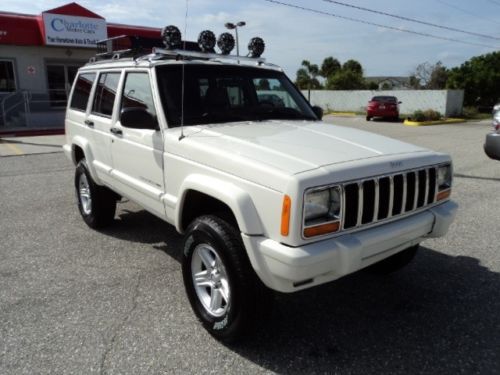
[312,106,323,120]
[398,101,402,104]
[120,107,158,130]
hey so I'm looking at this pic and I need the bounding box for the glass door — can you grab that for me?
[46,64,82,107]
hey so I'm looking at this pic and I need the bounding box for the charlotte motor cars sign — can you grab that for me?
[43,13,107,48]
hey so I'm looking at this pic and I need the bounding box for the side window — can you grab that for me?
[69,73,96,111]
[92,72,121,117]
[121,72,156,117]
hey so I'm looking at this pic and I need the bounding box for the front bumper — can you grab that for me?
[242,200,458,293]
[484,132,500,160]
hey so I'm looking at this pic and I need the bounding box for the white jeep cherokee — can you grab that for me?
[64,31,457,341]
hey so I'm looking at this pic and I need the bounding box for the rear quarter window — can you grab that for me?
[69,73,96,111]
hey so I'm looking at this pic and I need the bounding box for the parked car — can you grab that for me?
[366,96,401,121]
[484,104,500,160]
[64,29,457,342]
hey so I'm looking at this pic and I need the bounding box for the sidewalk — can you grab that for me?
[0,134,65,157]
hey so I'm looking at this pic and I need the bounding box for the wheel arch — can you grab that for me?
[70,136,102,184]
[176,174,264,236]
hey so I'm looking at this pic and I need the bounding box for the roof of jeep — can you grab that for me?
[78,56,283,73]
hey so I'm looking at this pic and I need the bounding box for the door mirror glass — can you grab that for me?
[120,107,158,130]
[312,105,323,120]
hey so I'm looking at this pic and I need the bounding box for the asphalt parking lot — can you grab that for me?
[1,118,499,374]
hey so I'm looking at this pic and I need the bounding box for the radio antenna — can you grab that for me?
[179,0,189,141]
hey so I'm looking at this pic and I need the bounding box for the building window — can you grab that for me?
[0,60,16,92]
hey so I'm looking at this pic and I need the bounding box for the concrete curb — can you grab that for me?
[403,118,465,126]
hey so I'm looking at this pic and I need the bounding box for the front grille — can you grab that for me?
[341,166,438,231]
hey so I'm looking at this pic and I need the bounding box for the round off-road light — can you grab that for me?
[217,32,235,55]
[162,25,182,49]
[198,30,216,52]
[248,37,265,58]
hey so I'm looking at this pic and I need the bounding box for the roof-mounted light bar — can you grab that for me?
[162,25,182,49]
[217,32,235,55]
[93,24,266,62]
[151,47,266,64]
[198,30,216,52]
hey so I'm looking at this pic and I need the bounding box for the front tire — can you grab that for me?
[75,160,117,229]
[182,215,271,342]
[368,244,419,274]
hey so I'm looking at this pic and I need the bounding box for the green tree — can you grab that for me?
[427,62,448,89]
[411,61,448,89]
[326,69,366,90]
[408,75,421,89]
[342,59,363,75]
[320,56,341,79]
[295,60,321,90]
[447,51,500,106]
[381,82,392,90]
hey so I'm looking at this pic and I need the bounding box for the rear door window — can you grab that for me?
[70,73,96,111]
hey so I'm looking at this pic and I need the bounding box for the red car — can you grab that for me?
[366,96,401,121]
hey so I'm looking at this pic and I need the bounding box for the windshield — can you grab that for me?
[156,64,317,127]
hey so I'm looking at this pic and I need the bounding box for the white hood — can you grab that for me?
[170,120,427,174]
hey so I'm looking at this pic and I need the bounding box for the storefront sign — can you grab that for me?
[42,13,107,48]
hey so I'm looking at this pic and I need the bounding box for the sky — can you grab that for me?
[2,0,500,78]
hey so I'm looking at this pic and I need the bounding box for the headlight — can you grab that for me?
[437,164,452,201]
[303,186,342,237]
[437,164,452,190]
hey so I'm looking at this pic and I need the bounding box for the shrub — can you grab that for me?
[422,109,442,121]
[412,110,426,122]
[411,109,442,121]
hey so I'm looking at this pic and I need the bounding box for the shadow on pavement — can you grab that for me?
[228,247,499,374]
[98,207,499,373]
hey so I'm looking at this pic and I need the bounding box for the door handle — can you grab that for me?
[84,120,94,127]
[110,127,123,136]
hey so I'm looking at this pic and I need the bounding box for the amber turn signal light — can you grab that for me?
[436,189,451,201]
[281,195,291,236]
[303,221,340,238]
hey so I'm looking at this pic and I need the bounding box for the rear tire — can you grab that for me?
[75,160,117,229]
[182,215,272,342]
[366,116,371,121]
[368,244,419,274]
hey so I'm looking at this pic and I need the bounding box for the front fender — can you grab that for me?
[176,174,264,235]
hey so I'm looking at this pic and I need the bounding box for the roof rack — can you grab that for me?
[92,35,203,61]
[150,47,266,64]
[91,32,270,67]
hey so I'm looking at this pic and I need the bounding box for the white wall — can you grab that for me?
[302,90,465,117]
